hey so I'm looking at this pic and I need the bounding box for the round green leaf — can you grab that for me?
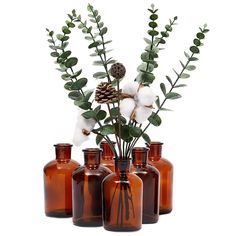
[166,92,182,99]
[65,57,78,67]
[99,125,115,136]
[60,51,71,59]
[148,30,159,37]
[130,127,142,138]
[50,52,59,57]
[96,135,103,145]
[149,22,158,28]
[64,82,73,90]
[148,112,161,126]
[70,78,88,90]
[82,110,96,119]
[100,27,108,36]
[193,39,201,46]
[190,46,200,54]
[196,32,205,39]
[150,14,158,20]
[96,110,107,120]
[62,26,71,34]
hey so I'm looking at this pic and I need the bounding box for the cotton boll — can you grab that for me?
[73,126,89,146]
[120,98,136,118]
[137,86,156,106]
[122,82,139,96]
[135,106,152,124]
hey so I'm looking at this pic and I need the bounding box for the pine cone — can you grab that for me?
[95,82,118,104]
[110,63,126,79]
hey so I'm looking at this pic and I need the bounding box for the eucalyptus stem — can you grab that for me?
[130,52,195,149]
[117,79,122,158]
[107,103,121,156]
[88,4,112,83]
[76,18,111,82]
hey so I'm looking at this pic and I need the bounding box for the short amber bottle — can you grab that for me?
[131,147,160,223]
[72,148,111,227]
[102,159,143,231]
[147,142,173,214]
[43,143,80,217]
[100,141,115,172]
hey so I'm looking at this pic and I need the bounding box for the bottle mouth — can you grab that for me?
[100,141,116,145]
[54,143,72,147]
[145,141,163,147]
[132,147,149,152]
[83,148,102,153]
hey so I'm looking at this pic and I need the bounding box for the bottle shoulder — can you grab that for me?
[44,159,80,172]
[149,158,173,168]
[72,165,111,178]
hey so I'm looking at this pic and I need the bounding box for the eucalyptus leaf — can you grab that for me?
[70,78,88,90]
[96,134,103,145]
[60,51,71,59]
[88,42,100,49]
[50,52,59,57]
[96,110,107,120]
[64,82,73,90]
[186,65,196,71]
[70,69,82,78]
[61,74,71,81]
[82,110,96,119]
[68,91,82,100]
[174,84,187,88]
[184,51,190,59]
[148,112,161,126]
[100,27,108,36]
[180,73,190,79]
[166,92,182,99]
[142,133,151,144]
[62,26,71,34]
[99,125,116,136]
[166,76,173,85]
[65,57,78,68]
[130,127,142,138]
[93,72,107,79]
[190,46,200,54]
[160,83,166,95]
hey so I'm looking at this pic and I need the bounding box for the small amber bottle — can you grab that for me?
[100,141,115,172]
[43,143,80,217]
[131,147,160,223]
[147,142,173,214]
[72,148,111,227]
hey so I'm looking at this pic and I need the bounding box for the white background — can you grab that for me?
[0,0,235,235]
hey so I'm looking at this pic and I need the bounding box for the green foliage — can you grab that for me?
[129,127,142,138]
[148,112,161,126]
[142,133,151,144]
[96,134,103,145]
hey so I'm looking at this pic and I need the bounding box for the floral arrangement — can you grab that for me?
[46,3,209,159]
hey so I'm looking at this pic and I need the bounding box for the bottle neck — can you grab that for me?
[147,142,163,161]
[100,141,116,161]
[55,143,72,160]
[132,147,149,167]
[83,148,101,169]
[115,159,131,176]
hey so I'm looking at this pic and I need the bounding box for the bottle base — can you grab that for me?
[159,208,172,215]
[104,224,141,232]
[73,216,102,227]
[142,214,158,224]
[45,209,72,218]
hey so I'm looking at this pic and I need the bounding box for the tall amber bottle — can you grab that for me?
[102,159,143,231]
[131,147,160,223]
[147,142,173,214]
[43,143,80,217]
[100,141,115,172]
[72,148,111,227]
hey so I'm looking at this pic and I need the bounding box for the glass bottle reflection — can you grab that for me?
[131,147,160,223]
[100,141,115,172]
[72,148,111,226]
[147,142,173,214]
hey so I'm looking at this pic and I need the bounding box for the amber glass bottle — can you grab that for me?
[102,159,143,231]
[100,141,115,172]
[72,148,111,227]
[43,143,80,217]
[147,142,173,214]
[131,147,160,223]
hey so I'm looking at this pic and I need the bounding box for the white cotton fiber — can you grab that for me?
[120,98,136,118]
[135,106,152,124]
[122,82,139,96]
[137,86,156,106]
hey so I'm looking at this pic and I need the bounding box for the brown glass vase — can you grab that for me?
[131,147,160,224]
[43,143,80,217]
[147,142,173,214]
[102,159,143,231]
[100,141,115,172]
[72,148,111,227]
